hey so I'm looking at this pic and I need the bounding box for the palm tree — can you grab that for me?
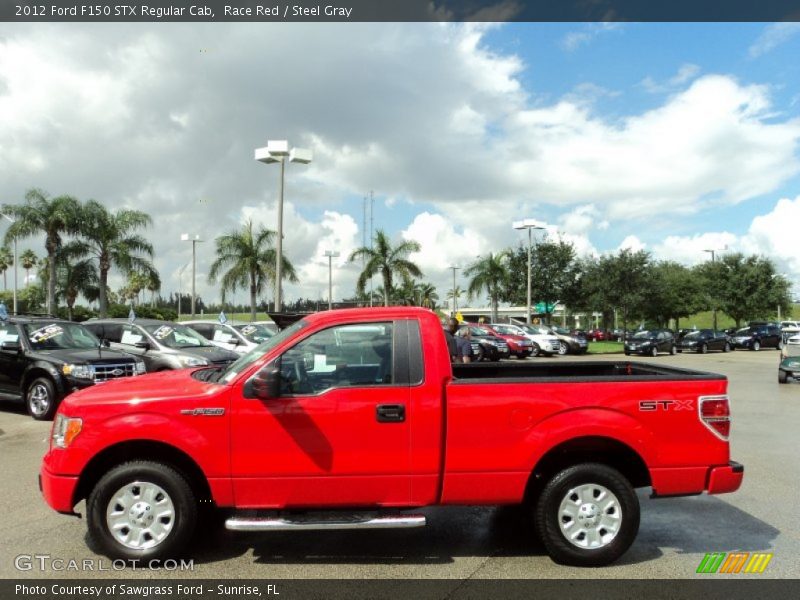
[465,252,510,323]
[348,230,423,306]
[40,245,99,321]
[70,200,155,317]
[417,283,438,309]
[3,189,82,314]
[0,246,12,290]
[20,249,37,286]
[208,220,298,320]
[446,285,463,315]
[125,271,149,306]
[145,270,161,307]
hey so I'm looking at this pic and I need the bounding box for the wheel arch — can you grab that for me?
[23,364,67,397]
[524,436,651,504]
[74,440,213,509]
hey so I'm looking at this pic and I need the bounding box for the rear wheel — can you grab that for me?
[723,343,730,353]
[752,340,761,351]
[777,340,784,351]
[558,342,568,356]
[700,343,708,354]
[474,345,485,362]
[26,377,59,421]
[670,345,677,355]
[87,461,197,561]
[534,463,640,566]
[650,346,658,358]
[530,343,541,358]
[779,370,788,384]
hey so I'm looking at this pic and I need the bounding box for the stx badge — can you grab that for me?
[639,399,694,411]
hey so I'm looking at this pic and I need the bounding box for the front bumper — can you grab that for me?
[39,464,79,515]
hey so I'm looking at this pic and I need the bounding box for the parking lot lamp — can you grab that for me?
[513,219,545,325]
[704,248,719,331]
[324,250,340,310]
[0,213,17,315]
[182,234,202,318]
[449,266,460,317]
[255,140,312,312]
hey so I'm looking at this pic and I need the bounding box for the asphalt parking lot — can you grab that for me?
[0,348,797,580]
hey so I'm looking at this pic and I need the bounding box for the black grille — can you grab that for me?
[93,363,136,381]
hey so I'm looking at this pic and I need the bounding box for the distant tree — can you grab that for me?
[348,230,422,307]
[3,189,82,314]
[0,246,12,290]
[642,261,705,329]
[446,285,464,315]
[20,249,37,286]
[697,253,792,327]
[464,252,510,323]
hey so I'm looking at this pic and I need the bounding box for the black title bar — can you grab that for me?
[4,0,800,22]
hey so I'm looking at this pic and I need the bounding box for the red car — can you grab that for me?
[41,307,742,567]
[585,328,607,342]
[475,324,534,358]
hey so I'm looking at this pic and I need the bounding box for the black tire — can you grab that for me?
[779,370,788,384]
[530,343,541,358]
[474,346,485,362]
[534,463,640,567]
[650,346,658,358]
[558,342,569,356]
[624,351,630,356]
[777,340,783,351]
[26,377,59,421]
[723,343,730,353]
[87,461,197,562]
[670,345,677,355]
[752,340,761,352]
[700,343,708,355]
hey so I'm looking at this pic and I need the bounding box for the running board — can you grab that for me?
[225,514,426,532]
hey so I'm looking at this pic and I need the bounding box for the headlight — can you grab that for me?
[52,415,82,449]
[62,364,94,379]
[178,355,209,367]
[135,361,146,374]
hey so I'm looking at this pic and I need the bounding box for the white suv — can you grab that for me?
[491,323,561,357]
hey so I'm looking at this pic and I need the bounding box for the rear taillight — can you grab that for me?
[699,395,731,440]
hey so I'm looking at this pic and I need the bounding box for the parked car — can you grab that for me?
[457,325,509,361]
[501,323,562,356]
[550,326,589,355]
[730,324,783,351]
[83,319,239,371]
[0,316,145,420]
[184,320,275,355]
[676,329,732,354]
[779,334,800,384]
[41,307,743,567]
[482,324,534,358]
[779,321,800,333]
[585,329,607,342]
[624,329,676,357]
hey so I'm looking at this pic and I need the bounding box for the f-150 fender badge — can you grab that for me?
[180,408,225,416]
[639,399,694,411]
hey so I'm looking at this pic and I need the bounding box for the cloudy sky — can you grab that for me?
[2,21,800,308]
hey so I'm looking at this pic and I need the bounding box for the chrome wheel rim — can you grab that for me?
[28,384,51,417]
[558,483,622,550]
[559,343,568,355]
[106,481,175,550]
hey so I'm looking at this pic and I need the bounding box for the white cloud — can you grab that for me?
[640,63,701,94]
[561,23,622,52]
[652,232,737,266]
[618,235,646,252]
[749,23,800,58]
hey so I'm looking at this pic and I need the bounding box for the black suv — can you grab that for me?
[623,329,676,357]
[457,325,510,361]
[731,324,783,351]
[0,317,145,420]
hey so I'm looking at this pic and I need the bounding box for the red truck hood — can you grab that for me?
[61,369,222,413]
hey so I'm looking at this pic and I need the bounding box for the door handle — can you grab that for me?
[376,404,405,423]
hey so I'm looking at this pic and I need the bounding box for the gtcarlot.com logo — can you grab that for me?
[696,552,773,574]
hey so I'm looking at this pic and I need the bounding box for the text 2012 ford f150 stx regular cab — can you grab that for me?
[40,307,743,566]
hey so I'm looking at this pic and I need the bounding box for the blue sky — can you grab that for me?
[2,22,800,304]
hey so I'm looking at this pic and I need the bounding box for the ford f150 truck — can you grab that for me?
[40,307,743,566]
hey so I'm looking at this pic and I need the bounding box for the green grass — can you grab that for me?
[677,303,800,330]
[586,341,625,354]
[176,312,273,323]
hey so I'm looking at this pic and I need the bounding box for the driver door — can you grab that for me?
[230,321,413,508]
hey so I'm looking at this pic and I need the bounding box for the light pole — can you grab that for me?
[324,250,340,310]
[704,247,724,331]
[177,262,190,318]
[255,140,312,312]
[1,213,17,315]
[181,234,202,318]
[513,219,545,325]
[449,266,460,317]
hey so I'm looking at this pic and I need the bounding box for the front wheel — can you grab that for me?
[723,343,730,353]
[670,345,677,355]
[752,340,761,351]
[650,346,658,358]
[779,370,788,384]
[534,463,640,566]
[474,346,485,362]
[558,342,569,356]
[87,461,197,561]
[26,377,59,421]
[530,343,541,358]
[700,343,708,354]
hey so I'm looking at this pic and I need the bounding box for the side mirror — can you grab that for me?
[101,339,111,348]
[243,366,280,400]
[134,341,150,350]
[0,340,20,352]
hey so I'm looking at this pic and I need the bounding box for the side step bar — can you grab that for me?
[226,514,426,532]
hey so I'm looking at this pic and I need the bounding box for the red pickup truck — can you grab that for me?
[40,307,742,566]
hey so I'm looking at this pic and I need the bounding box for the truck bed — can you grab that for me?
[451,360,725,382]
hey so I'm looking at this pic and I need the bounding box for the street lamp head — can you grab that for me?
[323,250,340,258]
[513,218,546,231]
[289,147,313,164]
[181,234,201,242]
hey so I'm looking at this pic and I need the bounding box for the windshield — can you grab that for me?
[736,328,754,336]
[25,322,101,350]
[219,319,308,383]
[632,331,653,339]
[684,331,702,340]
[234,323,275,344]
[142,323,214,349]
[553,326,571,335]
[491,324,518,335]
[522,325,552,336]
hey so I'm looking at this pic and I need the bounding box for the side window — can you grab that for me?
[190,324,213,339]
[0,323,19,343]
[103,324,123,343]
[120,324,144,345]
[278,322,394,395]
[213,325,235,343]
